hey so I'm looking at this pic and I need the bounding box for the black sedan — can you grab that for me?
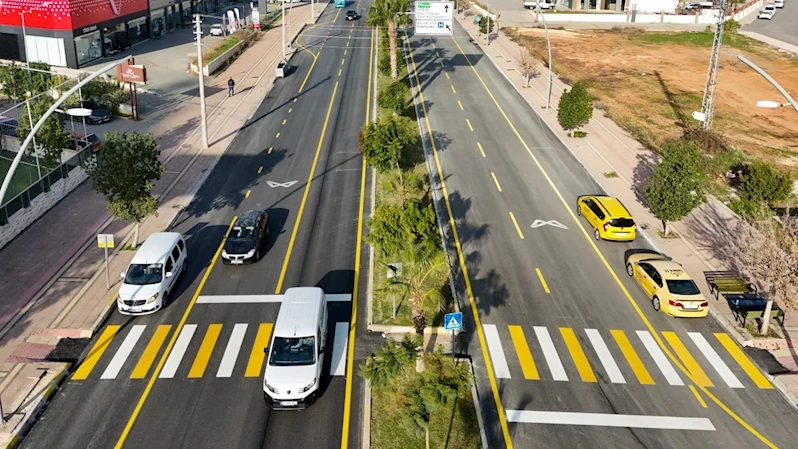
[222,210,269,265]
[345,10,358,20]
[63,101,113,125]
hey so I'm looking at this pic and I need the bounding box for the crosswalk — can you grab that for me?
[483,325,773,390]
[72,322,350,381]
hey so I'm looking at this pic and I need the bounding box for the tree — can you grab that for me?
[730,215,798,335]
[368,0,411,81]
[377,79,410,113]
[365,199,439,257]
[557,81,593,132]
[519,47,540,88]
[85,131,164,247]
[359,334,420,389]
[0,63,29,103]
[644,138,707,235]
[359,114,418,173]
[28,61,54,95]
[17,96,72,167]
[738,160,792,206]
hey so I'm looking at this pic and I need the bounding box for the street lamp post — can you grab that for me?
[536,2,553,110]
[194,14,210,149]
[282,0,286,58]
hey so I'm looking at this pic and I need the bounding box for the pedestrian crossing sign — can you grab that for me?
[444,312,463,331]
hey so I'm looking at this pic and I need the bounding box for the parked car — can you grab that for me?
[0,116,19,137]
[61,101,112,125]
[626,253,709,318]
[72,131,101,153]
[758,4,777,18]
[523,0,555,9]
[210,24,224,36]
[222,210,269,264]
[774,0,784,7]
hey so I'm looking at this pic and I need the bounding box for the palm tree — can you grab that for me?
[385,245,449,336]
[368,0,411,81]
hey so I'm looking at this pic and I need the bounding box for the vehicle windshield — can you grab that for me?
[230,225,255,240]
[269,336,316,366]
[125,263,163,285]
[609,218,635,228]
[666,279,701,296]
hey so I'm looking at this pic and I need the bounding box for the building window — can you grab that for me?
[75,31,102,66]
[127,17,150,46]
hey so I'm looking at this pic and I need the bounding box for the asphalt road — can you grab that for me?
[744,3,798,47]
[405,22,798,449]
[20,2,374,449]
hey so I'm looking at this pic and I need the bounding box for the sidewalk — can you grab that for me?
[453,11,798,406]
[0,4,322,447]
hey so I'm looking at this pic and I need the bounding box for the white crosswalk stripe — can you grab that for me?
[160,324,197,379]
[217,323,248,378]
[688,332,744,389]
[534,326,568,381]
[636,331,684,386]
[483,324,512,379]
[585,329,625,384]
[101,325,146,379]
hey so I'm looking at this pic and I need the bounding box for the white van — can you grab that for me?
[117,232,187,315]
[263,287,328,409]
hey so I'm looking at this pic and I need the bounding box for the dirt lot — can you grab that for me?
[508,28,798,170]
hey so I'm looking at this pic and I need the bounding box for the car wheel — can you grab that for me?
[626,263,634,277]
[576,205,581,216]
[652,296,661,312]
[594,228,600,240]
[255,249,261,261]
[162,291,169,307]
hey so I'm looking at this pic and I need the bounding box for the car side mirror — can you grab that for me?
[165,271,173,278]
[120,272,126,279]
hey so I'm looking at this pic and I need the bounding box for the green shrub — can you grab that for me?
[557,81,593,132]
[738,160,792,205]
[77,79,130,114]
[365,199,439,258]
[478,16,494,35]
[378,80,409,112]
[359,114,418,173]
[723,19,741,35]
[728,198,771,221]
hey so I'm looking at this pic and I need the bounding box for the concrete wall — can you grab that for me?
[540,11,721,23]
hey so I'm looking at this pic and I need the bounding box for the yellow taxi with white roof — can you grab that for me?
[626,253,708,317]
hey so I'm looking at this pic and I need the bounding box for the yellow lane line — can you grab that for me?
[477,142,486,158]
[560,327,597,382]
[245,189,251,198]
[347,41,350,47]
[282,119,287,125]
[611,330,655,385]
[509,212,524,239]
[445,72,450,80]
[188,324,222,378]
[458,99,463,110]
[450,35,777,448]
[406,32,513,449]
[130,325,171,379]
[339,68,342,77]
[114,217,236,448]
[294,98,297,102]
[466,118,473,131]
[689,385,708,408]
[268,146,273,154]
[509,326,539,380]
[73,325,120,380]
[344,49,348,55]
[439,60,444,67]
[258,166,263,173]
[451,84,456,94]
[535,268,550,294]
[663,331,713,387]
[341,58,345,65]
[715,333,773,389]
[245,323,273,377]
[288,108,292,113]
[275,132,280,138]
[491,172,502,192]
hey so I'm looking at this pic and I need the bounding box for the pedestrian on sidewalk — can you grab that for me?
[228,77,235,97]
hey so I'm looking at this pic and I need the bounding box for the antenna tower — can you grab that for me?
[699,0,729,130]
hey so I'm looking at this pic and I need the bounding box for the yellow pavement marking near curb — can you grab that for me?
[450,35,778,448]
[406,33,513,449]
[114,217,236,449]
[611,329,655,385]
[188,324,222,378]
[535,268,550,294]
[689,385,708,408]
[477,142,486,157]
[245,189,251,198]
[282,119,287,125]
[275,132,280,138]
[294,98,297,102]
[340,25,374,449]
[288,108,292,113]
[245,323,273,377]
[341,58,345,65]
[439,60,444,67]
[275,81,340,293]
[509,212,524,239]
[347,41,350,46]
[268,146,273,154]
[663,331,713,387]
[509,326,539,380]
[73,325,120,380]
[561,327,597,382]
[458,99,463,110]
[451,84,456,94]
[491,171,502,192]
[258,166,263,173]
[344,49,348,55]
[466,118,473,131]
[130,325,171,379]
[715,333,773,389]
[339,68,342,77]
[445,72,450,80]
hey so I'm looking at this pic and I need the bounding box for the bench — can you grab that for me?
[705,271,758,300]
[726,294,785,328]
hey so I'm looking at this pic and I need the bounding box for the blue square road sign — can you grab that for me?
[438,21,444,28]
[444,312,463,331]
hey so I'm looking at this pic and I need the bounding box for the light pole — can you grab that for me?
[194,14,210,149]
[756,100,792,110]
[282,0,286,58]
[734,52,798,114]
[20,1,53,85]
[536,2,552,110]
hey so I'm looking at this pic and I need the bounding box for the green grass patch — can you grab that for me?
[626,31,759,51]
[0,149,58,203]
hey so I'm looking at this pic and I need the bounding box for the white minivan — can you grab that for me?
[263,287,328,409]
[117,232,187,315]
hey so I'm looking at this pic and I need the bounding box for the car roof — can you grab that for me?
[130,232,183,265]
[273,287,325,338]
[590,195,632,217]
[234,210,263,227]
[647,260,693,280]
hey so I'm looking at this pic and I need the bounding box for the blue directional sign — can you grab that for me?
[444,312,463,331]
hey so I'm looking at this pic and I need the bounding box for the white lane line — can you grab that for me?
[534,326,567,381]
[688,332,744,388]
[483,324,511,379]
[196,294,352,303]
[505,410,715,431]
[331,322,349,376]
[636,331,684,386]
[217,323,248,378]
[585,329,625,384]
[101,325,146,379]
[160,324,197,378]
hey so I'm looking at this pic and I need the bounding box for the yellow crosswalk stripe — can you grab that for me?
[715,333,773,389]
[663,331,713,387]
[73,325,121,380]
[508,326,539,380]
[245,323,273,377]
[611,329,655,385]
[560,328,596,382]
[131,325,171,379]
[188,324,222,378]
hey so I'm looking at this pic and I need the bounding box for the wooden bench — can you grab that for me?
[705,271,758,300]
[726,294,785,328]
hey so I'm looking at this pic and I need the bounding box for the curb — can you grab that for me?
[361,379,371,449]
[2,364,69,449]
[461,357,489,449]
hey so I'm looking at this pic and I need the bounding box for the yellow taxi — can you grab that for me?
[576,195,636,241]
[626,253,708,317]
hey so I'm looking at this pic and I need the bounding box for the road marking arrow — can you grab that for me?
[530,219,568,229]
[266,180,298,188]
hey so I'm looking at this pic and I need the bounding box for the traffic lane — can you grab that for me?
[743,5,798,47]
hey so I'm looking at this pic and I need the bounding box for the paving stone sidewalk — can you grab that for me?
[454,10,798,407]
[0,4,322,446]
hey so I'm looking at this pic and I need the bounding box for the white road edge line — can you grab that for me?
[331,322,349,377]
[217,323,248,378]
[534,326,568,381]
[687,332,744,389]
[196,294,352,303]
[637,331,684,386]
[160,324,197,378]
[585,329,625,384]
[101,324,146,379]
[483,324,512,379]
[505,410,716,431]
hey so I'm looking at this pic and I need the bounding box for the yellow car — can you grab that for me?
[626,254,708,317]
[576,195,636,241]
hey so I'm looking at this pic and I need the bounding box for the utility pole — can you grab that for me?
[537,2,552,110]
[698,0,728,130]
[195,14,209,149]
[281,0,286,58]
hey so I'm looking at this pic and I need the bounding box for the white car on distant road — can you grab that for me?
[758,4,777,18]
[210,24,224,36]
[774,0,784,7]
[523,0,555,9]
